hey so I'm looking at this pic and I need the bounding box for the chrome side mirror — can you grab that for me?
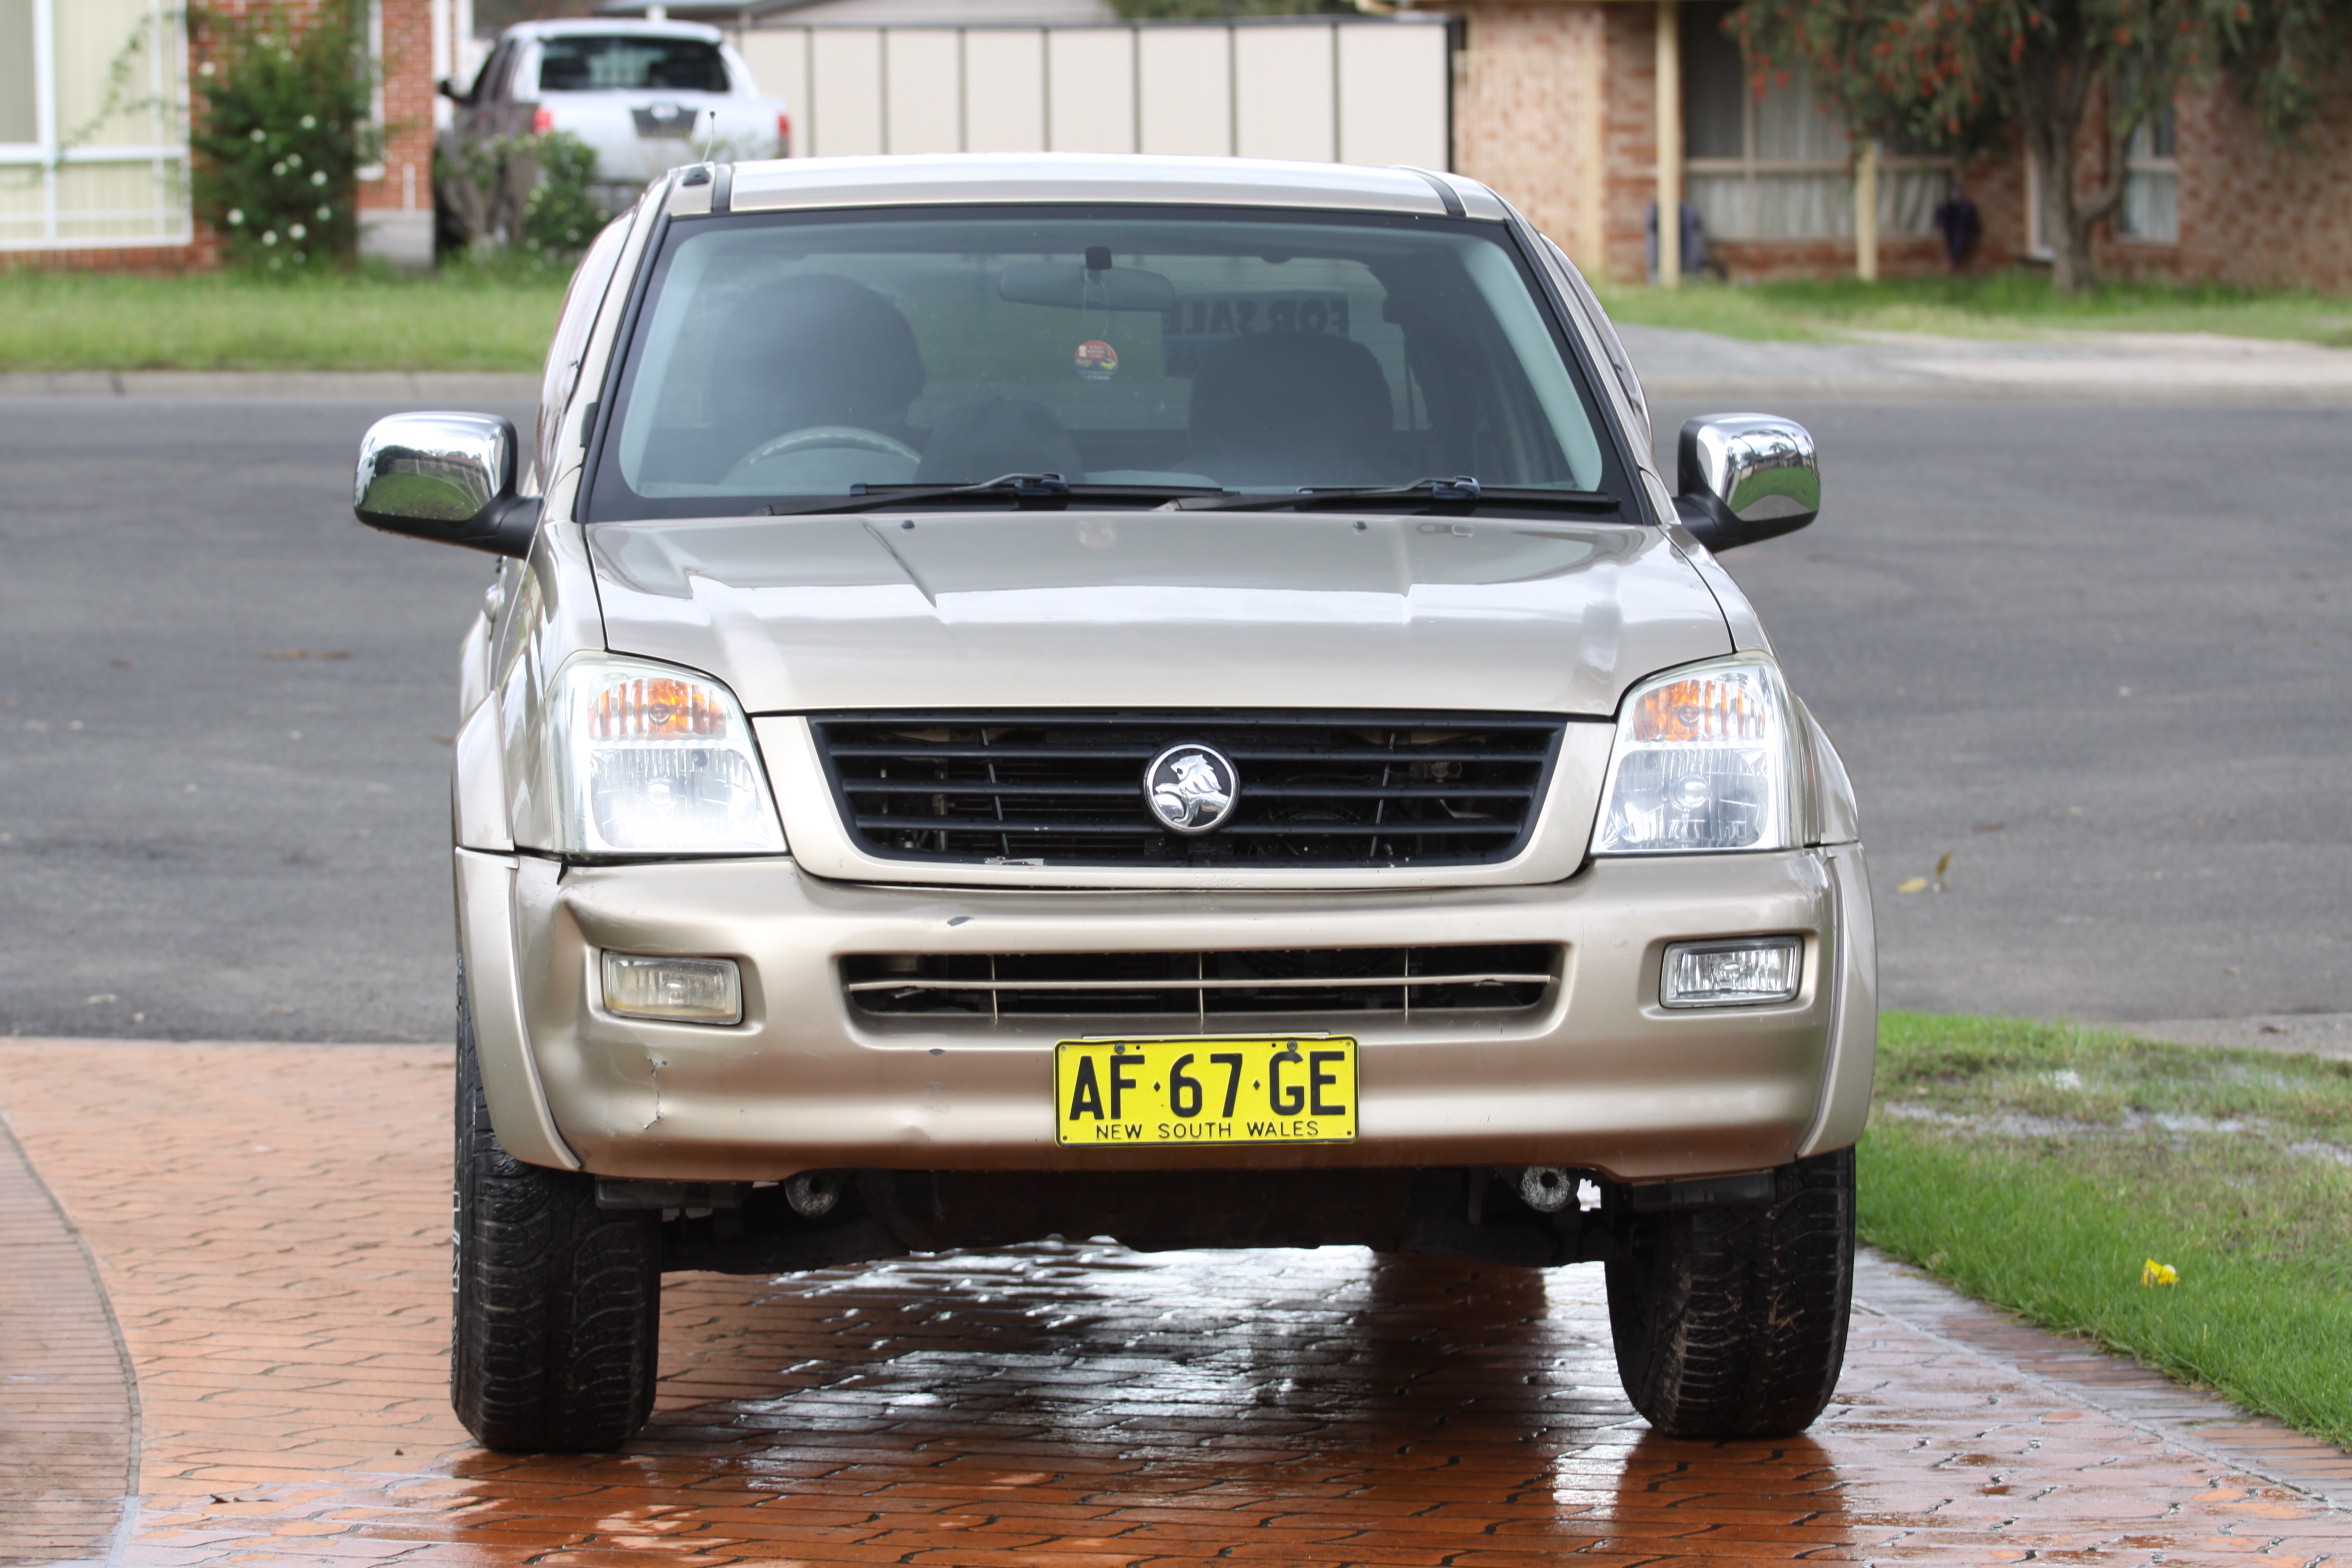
[354,411,541,557]
[1673,414,1820,552]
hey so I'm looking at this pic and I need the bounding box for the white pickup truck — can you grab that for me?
[441,19,789,215]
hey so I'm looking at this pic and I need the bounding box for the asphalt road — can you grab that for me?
[0,398,518,1042]
[1,394,2345,1041]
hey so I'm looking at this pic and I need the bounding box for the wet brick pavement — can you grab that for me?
[2,1039,2349,1567]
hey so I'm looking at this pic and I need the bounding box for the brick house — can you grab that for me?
[0,0,463,270]
[1447,0,2352,290]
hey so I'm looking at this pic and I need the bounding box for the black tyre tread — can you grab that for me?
[450,977,660,1453]
[1605,1148,1854,1439]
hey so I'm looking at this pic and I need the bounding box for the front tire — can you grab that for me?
[1605,1148,1855,1438]
[451,986,661,1452]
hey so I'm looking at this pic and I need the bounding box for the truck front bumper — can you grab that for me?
[457,846,1875,1185]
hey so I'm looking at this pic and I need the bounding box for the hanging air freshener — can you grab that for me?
[1073,339,1118,382]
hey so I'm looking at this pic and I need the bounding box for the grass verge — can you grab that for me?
[0,264,568,373]
[1598,272,2352,346]
[1863,1010,2352,1449]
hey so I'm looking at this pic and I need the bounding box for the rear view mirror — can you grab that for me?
[1672,413,1819,552]
[354,411,541,557]
[998,261,1177,313]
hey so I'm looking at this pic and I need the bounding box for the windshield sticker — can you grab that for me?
[1162,292,1352,377]
[1074,339,1119,382]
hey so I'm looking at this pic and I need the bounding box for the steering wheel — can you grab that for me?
[733,425,922,471]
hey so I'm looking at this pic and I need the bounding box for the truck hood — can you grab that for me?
[587,511,1732,717]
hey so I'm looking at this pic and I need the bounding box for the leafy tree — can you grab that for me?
[1733,0,2352,292]
[189,0,381,271]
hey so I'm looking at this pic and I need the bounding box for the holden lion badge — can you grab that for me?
[1145,743,1238,834]
[1074,339,1118,382]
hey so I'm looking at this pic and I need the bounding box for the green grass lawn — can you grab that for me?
[1598,272,2352,346]
[11,263,2349,371]
[0,265,568,373]
[1862,1011,2352,1449]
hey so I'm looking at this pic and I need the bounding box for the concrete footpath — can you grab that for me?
[1625,323,2352,402]
[11,323,2352,404]
[3,1037,2349,1567]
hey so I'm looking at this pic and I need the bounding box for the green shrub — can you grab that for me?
[189,0,381,271]
[436,131,608,267]
[521,132,607,260]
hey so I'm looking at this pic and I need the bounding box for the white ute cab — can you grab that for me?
[442,20,788,212]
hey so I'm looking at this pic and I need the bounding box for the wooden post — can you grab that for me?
[1855,137,1880,282]
[1654,0,1681,288]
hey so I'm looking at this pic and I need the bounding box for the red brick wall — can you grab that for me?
[1454,2,1610,269]
[2135,78,2352,292]
[362,0,437,222]
[1451,0,1678,286]
[1596,1,1659,283]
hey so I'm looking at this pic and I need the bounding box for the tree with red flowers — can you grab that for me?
[1733,0,2351,292]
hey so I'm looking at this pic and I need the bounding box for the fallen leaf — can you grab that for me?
[1896,876,1929,894]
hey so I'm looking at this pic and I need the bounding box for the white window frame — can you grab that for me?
[2115,104,2178,245]
[2023,149,2053,260]
[0,0,192,251]
[1681,18,1950,243]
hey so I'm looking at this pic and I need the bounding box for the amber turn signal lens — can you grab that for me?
[590,676,727,741]
[1627,676,1770,744]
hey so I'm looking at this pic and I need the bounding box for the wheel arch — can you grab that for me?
[457,846,581,1171]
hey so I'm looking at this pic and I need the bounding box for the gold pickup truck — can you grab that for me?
[354,152,1873,1454]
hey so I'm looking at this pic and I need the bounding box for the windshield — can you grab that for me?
[587,206,1620,520]
[538,36,728,93]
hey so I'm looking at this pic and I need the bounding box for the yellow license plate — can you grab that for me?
[1054,1036,1357,1147]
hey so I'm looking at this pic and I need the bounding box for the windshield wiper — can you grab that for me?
[1165,476,1621,515]
[759,473,1228,516]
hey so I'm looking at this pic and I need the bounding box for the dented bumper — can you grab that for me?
[456,846,1875,1186]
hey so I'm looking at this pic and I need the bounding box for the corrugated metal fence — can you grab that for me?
[729,16,1452,170]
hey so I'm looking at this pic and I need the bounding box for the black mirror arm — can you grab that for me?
[1672,491,1811,554]
[356,494,539,557]
[459,495,542,557]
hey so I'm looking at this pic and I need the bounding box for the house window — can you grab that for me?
[2116,105,2178,243]
[1680,0,1948,242]
[0,0,189,250]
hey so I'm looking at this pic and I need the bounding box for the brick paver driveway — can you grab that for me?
[2,1041,2348,1568]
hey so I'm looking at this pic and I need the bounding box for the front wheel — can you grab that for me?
[451,984,661,1452]
[1604,1148,1855,1438]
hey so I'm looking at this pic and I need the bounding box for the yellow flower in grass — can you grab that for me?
[2142,1258,2179,1288]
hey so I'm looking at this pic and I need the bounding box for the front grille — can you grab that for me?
[844,944,1560,1021]
[810,711,1568,867]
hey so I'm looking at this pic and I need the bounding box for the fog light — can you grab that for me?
[1660,937,1802,1008]
[601,951,743,1024]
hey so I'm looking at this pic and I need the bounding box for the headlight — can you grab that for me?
[1592,656,1798,854]
[550,654,786,856]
